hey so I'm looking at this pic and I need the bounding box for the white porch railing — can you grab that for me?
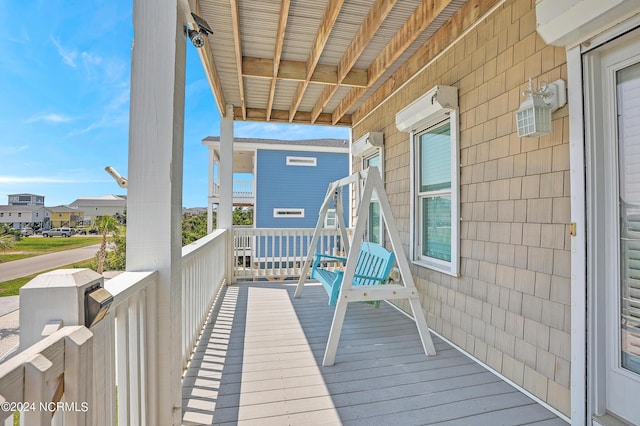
[0,230,228,425]
[211,179,254,199]
[233,227,347,280]
[0,326,93,425]
[181,229,227,366]
[232,179,253,198]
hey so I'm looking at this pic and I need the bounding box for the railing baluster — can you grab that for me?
[116,302,129,426]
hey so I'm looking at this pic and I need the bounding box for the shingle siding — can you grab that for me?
[352,0,571,416]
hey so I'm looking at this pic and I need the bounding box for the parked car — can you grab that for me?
[89,228,98,235]
[74,229,87,235]
[42,227,73,237]
[21,228,34,236]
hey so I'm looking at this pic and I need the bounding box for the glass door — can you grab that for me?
[587,28,640,423]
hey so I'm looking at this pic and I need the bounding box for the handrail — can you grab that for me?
[2,228,230,425]
[181,229,228,366]
[105,270,158,307]
[0,326,92,424]
[182,228,226,260]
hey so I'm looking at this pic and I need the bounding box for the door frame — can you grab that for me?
[569,14,640,425]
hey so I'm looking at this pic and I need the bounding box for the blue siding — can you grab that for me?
[256,150,349,228]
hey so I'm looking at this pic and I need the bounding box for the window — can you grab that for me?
[18,213,21,217]
[324,209,337,228]
[364,153,383,244]
[273,208,304,218]
[413,118,459,275]
[286,156,317,167]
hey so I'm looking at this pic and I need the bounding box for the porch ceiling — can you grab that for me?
[193,0,469,127]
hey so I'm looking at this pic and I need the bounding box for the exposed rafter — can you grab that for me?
[332,0,454,124]
[229,0,246,120]
[266,0,291,121]
[243,57,368,87]
[353,0,501,125]
[310,0,397,124]
[288,0,345,122]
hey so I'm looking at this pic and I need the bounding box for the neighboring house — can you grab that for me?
[69,195,126,224]
[0,205,50,230]
[47,205,84,228]
[202,137,350,232]
[182,207,207,217]
[7,193,45,206]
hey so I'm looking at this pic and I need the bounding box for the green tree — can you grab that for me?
[0,224,16,254]
[103,234,126,271]
[96,216,120,274]
[182,214,208,245]
[233,207,253,226]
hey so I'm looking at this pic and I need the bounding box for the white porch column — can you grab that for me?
[207,147,214,233]
[127,0,186,423]
[219,104,234,280]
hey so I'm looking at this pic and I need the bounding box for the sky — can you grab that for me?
[0,0,349,208]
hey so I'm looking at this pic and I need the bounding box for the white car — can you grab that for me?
[42,227,73,237]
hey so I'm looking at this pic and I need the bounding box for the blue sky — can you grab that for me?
[0,0,349,208]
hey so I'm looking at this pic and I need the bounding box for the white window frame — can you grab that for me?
[324,209,337,228]
[273,208,305,218]
[286,156,317,167]
[409,112,460,276]
[363,150,384,244]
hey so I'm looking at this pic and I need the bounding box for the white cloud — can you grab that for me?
[26,113,75,124]
[50,36,78,68]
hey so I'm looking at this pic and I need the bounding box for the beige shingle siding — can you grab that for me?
[352,0,570,417]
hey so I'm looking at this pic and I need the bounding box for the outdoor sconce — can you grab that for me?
[85,284,113,328]
[515,78,566,137]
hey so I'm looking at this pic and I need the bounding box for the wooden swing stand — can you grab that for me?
[295,167,437,366]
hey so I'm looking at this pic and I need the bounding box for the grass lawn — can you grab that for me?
[0,236,102,263]
[0,259,96,297]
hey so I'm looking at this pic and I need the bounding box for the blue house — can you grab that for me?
[202,137,350,230]
[203,137,350,276]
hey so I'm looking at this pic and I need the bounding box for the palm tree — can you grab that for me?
[96,216,119,274]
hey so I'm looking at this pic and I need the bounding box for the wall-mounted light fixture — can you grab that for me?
[515,78,566,137]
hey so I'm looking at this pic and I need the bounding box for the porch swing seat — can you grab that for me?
[311,242,395,306]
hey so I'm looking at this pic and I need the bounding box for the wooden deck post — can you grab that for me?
[126,0,186,423]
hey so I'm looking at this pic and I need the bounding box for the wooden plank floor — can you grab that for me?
[182,282,567,425]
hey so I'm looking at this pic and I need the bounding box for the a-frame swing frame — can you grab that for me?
[295,167,437,366]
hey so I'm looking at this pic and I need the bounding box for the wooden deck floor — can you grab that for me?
[181,281,567,425]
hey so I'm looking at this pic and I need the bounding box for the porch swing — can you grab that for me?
[295,166,437,366]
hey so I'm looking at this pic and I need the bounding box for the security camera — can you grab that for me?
[188,29,206,48]
[187,13,213,49]
[105,166,128,188]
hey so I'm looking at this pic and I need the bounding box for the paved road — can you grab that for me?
[0,244,100,282]
[0,244,102,359]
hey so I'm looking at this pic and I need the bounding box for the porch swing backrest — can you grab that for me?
[311,242,395,306]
